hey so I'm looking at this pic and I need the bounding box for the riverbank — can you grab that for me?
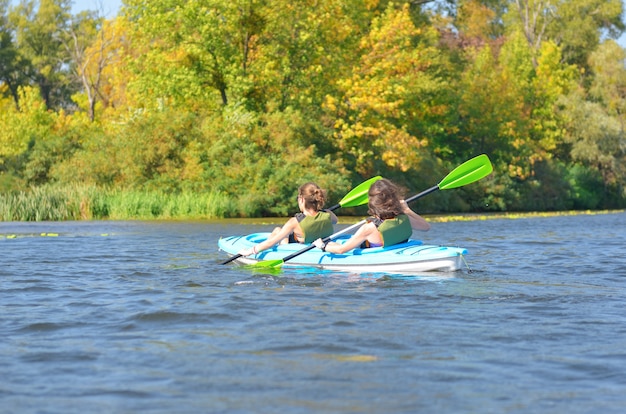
[1,184,622,222]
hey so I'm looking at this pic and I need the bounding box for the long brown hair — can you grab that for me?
[367,179,404,220]
[298,182,327,211]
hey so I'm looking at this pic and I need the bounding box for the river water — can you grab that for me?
[1,212,625,413]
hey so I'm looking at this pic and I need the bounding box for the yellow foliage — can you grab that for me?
[181,141,205,182]
[381,128,428,172]
[0,87,49,158]
[323,4,446,175]
[80,17,136,114]
[457,0,497,40]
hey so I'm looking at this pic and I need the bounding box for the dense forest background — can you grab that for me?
[1,0,626,219]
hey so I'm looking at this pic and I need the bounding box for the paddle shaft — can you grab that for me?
[253,154,493,268]
[221,253,244,265]
[276,219,368,263]
[272,188,438,264]
[406,185,438,203]
[220,199,345,265]
[320,186,438,242]
[307,157,493,249]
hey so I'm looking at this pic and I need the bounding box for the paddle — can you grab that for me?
[252,154,493,268]
[220,175,382,264]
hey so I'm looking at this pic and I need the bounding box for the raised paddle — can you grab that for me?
[220,175,382,264]
[252,154,493,269]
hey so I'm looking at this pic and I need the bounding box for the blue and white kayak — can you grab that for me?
[218,232,468,273]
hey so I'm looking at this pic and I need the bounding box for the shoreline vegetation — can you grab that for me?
[0,185,622,223]
[2,2,626,219]
[0,185,233,221]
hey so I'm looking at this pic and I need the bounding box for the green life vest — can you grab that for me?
[297,211,334,243]
[378,214,412,247]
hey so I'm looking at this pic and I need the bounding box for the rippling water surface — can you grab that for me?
[2,213,625,413]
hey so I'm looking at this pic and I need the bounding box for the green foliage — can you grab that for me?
[566,164,606,210]
[101,188,233,220]
[0,86,91,186]
[2,0,626,220]
[0,185,82,221]
[197,105,351,216]
[8,0,76,108]
[588,41,626,117]
[544,0,624,69]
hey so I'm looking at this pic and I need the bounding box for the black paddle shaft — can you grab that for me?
[268,185,439,265]
[220,195,345,265]
[405,185,439,204]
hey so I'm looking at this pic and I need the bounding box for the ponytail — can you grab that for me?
[298,182,327,211]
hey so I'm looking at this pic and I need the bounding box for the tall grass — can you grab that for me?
[0,185,235,221]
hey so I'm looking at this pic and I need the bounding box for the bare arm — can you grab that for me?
[401,200,430,231]
[315,222,378,254]
[238,217,299,256]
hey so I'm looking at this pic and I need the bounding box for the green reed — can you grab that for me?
[0,185,234,221]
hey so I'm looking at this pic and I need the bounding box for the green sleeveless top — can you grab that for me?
[295,211,334,243]
[377,214,412,247]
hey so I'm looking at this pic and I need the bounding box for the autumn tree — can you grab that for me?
[63,10,105,121]
[326,4,450,177]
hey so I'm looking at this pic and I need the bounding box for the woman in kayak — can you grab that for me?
[238,182,338,257]
[313,178,429,253]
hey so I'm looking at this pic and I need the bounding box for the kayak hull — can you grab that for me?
[218,232,468,273]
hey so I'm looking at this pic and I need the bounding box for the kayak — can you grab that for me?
[218,232,468,274]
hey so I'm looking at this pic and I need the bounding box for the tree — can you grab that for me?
[588,40,626,123]
[0,86,51,160]
[122,0,262,110]
[565,40,626,194]
[63,10,105,121]
[558,90,623,190]
[455,0,504,42]
[454,38,529,167]
[8,0,76,109]
[507,0,624,69]
[326,4,450,177]
[0,0,29,109]
[545,0,624,68]
[253,0,365,114]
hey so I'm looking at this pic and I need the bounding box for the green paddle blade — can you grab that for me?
[246,262,284,275]
[249,259,284,268]
[250,156,493,270]
[338,176,382,208]
[438,154,493,190]
[223,176,380,266]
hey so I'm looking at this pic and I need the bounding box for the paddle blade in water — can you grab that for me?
[245,263,284,276]
[249,259,285,268]
[438,154,493,190]
[247,157,491,269]
[225,177,377,266]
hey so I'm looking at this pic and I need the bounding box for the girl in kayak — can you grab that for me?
[313,178,429,253]
[238,182,338,257]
